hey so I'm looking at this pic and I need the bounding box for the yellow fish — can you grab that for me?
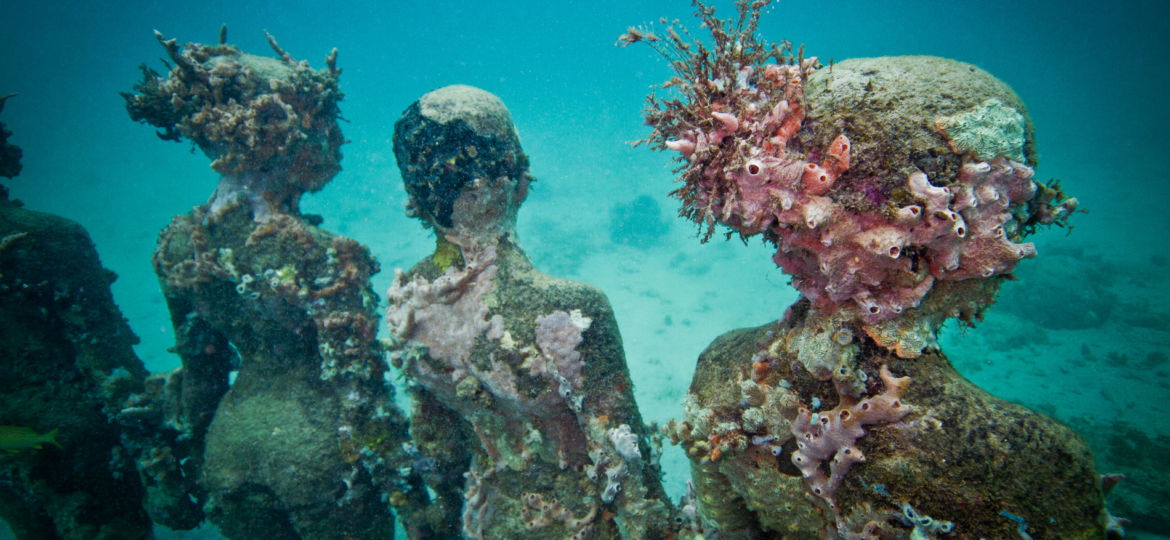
[0,426,62,453]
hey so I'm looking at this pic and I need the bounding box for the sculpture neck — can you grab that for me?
[208,171,300,222]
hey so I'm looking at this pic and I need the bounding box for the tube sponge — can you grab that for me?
[855,227,910,259]
[802,163,835,195]
[632,0,1075,353]
[790,365,912,507]
[908,172,951,214]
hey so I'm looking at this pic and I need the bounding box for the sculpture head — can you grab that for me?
[123,30,344,220]
[629,3,1078,358]
[393,85,531,248]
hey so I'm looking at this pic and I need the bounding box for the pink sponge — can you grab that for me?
[635,6,1068,342]
[651,58,1040,326]
[790,365,912,508]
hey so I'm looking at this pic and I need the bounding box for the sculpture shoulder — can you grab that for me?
[499,261,615,321]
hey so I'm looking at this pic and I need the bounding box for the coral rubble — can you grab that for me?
[632,1,1104,537]
[387,85,677,538]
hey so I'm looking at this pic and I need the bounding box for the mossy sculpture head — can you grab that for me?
[393,85,531,250]
[123,29,343,220]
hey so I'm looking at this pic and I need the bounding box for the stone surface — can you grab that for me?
[388,86,677,539]
[152,200,413,539]
[0,188,153,539]
[674,301,1106,539]
[799,55,1036,213]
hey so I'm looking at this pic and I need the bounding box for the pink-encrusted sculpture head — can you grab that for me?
[393,85,532,249]
[630,3,1077,353]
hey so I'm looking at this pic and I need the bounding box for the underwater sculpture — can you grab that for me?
[625,2,1107,538]
[122,30,424,538]
[0,97,154,539]
[386,85,677,539]
[0,95,20,179]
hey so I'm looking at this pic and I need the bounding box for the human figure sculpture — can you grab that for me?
[627,3,1109,538]
[123,30,421,538]
[0,97,154,539]
[387,85,676,539]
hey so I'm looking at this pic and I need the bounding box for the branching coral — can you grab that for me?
[625,0,830,241]
[123,29,344,219]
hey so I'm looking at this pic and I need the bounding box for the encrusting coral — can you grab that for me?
[934,98,1028,163]
[630,1,1109,538]
[123,27,343,220]
[386,85,678,539]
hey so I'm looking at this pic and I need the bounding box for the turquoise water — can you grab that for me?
[1,0,1167,537]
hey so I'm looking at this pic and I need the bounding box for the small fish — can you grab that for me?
[0,426,62,453]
